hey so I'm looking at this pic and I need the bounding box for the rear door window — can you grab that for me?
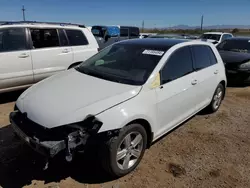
[161,46,194,84]
[192,45,215,70]
[207,47,218,65]
[30,28,60,49]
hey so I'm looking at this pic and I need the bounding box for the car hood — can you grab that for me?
[16,69,141,128]
[219,50,250,64]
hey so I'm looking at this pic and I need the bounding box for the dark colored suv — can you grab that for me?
[91,25,140,50]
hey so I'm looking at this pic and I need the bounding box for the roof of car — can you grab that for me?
[0,21,86,29]
[118,38,189,47]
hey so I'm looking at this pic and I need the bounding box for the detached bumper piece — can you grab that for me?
[9,111,103,161]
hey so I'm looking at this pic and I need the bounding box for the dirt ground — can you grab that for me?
[0,86,250,188]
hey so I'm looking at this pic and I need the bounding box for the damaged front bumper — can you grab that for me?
[9,111,103,161]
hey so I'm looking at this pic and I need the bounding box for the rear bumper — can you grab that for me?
[10,111,66,158]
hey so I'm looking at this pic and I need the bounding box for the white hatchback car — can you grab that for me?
[199,32,234,46]
[10,38,227,177]
[0,21,99,93]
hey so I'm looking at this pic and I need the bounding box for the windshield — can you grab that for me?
[217,39,250,53]
[200,34,221,41]
[76,43,168,85]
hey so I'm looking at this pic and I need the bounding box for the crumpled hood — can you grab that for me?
[16,69,141,128]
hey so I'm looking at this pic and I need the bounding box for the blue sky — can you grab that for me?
[0,0,250,28]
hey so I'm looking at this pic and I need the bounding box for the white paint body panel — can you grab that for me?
[31,47,73,82]
[0,50,34,90]
[16,40,227,143]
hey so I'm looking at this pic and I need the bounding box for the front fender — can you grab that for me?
[96,89,158,134]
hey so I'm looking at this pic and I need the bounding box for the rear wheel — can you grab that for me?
[206,83,225,113]
[100,124,147,177]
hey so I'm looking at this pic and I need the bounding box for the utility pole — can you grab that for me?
[142,20,145,32]
[200,15,204,31]
[22,5,26,21]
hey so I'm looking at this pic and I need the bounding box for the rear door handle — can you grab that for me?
[62,49,70,53]
[191,80,198,85]
[214,70,219,74]
[18,53,29,58]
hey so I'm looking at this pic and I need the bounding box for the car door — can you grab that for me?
[191,45,219,111]
[0,27,33,91]
[155,46,198,137]
[29,28,73,82]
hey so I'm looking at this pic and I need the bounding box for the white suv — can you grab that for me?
[10,38,227,177]
[0,21,99,93]
[199,32,234,46]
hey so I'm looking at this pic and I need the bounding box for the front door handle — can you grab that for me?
[18,53,29,58]
[214,70,219,74]
[62,49,70,53]
[191,80,197,85]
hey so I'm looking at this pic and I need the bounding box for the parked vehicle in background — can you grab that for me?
[217,37,250,83]
[91,25,140,49]
[0,21,99,93]
[199,32,234,46]
[139,33,156,39]
[119,26,140,40]
[91,25,120,50]
[10,38,226,178]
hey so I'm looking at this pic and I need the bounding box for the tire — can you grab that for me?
[100,124,147,177]
[206,83,225,113]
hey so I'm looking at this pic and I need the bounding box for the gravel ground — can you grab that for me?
[0,86,250,188]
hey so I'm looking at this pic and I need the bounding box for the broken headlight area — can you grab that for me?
[9,111,103,162]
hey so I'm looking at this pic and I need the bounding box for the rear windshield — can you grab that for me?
[76,43,169,85]
[217,39,250,53]
[200,34,221,41]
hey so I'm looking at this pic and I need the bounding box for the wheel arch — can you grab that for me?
[125,118,153,149]
[219,80,226,99]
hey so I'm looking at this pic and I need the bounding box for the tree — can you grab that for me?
[232,28,239,33]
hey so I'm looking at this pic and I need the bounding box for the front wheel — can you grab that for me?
[100,124,147,177]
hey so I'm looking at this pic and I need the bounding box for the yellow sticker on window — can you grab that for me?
[150,72,161,89]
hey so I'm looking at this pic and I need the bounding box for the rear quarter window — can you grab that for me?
[65,29,89,46]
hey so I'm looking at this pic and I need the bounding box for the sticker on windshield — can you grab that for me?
[142,50,165,56]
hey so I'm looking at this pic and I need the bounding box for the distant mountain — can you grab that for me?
[166,24,250,30]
